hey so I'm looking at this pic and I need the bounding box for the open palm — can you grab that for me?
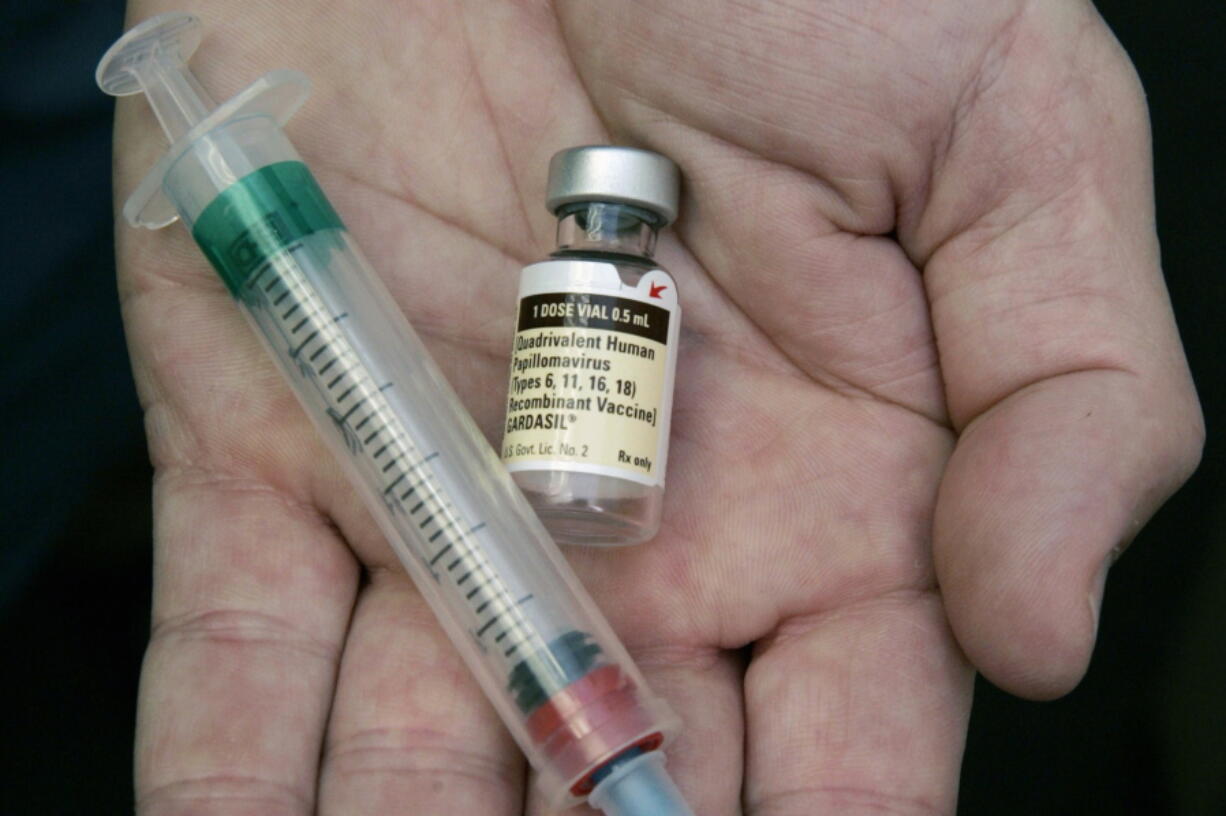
[115,1,1201,814]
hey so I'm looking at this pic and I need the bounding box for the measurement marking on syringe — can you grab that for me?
[501,624,531,651]
[244,259,564,692]
[430,516,461,538]
[471,574,497,594]
[429,524,489,568]
[401,476,429,501]
[475,594,503,615]
[431,521,460,546]
[497,614,533,640]
[292,330,319,357]
[395,456,438,485]
[340,398,368,422]
[420,512,459,535]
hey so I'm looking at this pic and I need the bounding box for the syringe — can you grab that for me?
[97,13,693,815]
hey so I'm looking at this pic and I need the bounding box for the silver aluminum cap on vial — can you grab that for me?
[546,146,680,226]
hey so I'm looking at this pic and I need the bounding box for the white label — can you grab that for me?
[501,260,680,487]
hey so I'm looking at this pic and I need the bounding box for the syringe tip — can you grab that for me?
[589,752,695,816]
[96,11,202,97]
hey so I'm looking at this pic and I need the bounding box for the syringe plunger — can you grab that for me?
[96,11,214,143]
[98,13,311,229]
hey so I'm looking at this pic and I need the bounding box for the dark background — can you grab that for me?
[0,1,1221,813]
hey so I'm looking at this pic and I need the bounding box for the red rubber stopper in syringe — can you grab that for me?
[526,664,666,797]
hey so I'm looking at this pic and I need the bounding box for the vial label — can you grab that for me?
[502,260,680,487]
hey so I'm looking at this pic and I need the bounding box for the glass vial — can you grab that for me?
[501,146,682,546]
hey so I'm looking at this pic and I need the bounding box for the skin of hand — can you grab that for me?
[113,1,1203,814]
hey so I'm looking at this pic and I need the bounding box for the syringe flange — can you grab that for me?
[97,12,311,229]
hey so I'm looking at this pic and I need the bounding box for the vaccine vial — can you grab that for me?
[501,146,682,546]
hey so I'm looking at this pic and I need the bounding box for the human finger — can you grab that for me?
[135,470,359,815]
[910,0,1203,697]
[743,593,973,815]
[317,569,524,815]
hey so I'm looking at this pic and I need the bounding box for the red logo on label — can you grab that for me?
[649,283,668,299]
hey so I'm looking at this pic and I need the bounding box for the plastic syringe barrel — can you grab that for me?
[150,113,680,806]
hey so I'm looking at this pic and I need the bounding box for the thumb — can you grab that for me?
[934,370,1199,699]
[907,1,1203,698]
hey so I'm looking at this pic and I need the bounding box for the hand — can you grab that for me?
[116,1,1202,813]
